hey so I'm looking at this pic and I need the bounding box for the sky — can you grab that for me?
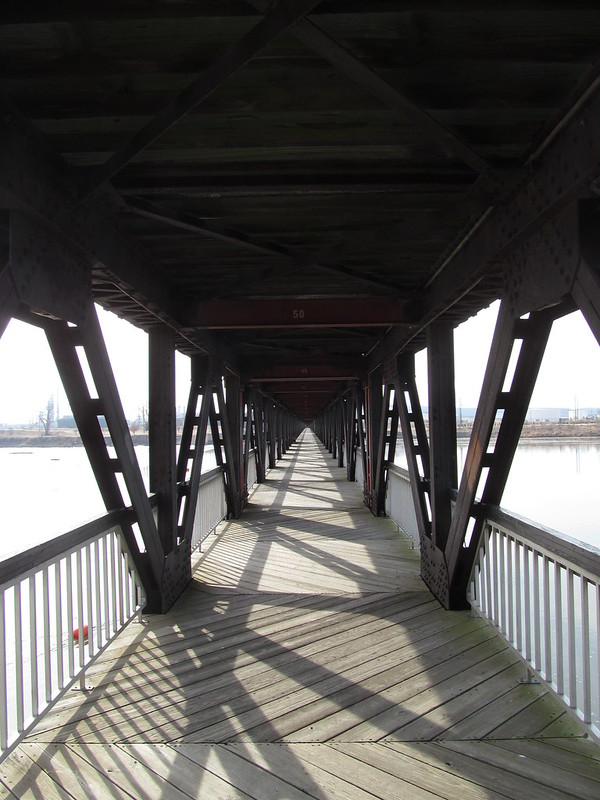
[1,301,600,425]
[0,307,191,425]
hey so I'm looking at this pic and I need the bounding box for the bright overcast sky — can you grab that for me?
[416,300,600,410]
[1,302,600,425]
[0,307,191,425]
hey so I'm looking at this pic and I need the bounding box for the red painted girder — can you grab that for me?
[265,380,342,394]
[187,297,413,329]
[245,361,362,382]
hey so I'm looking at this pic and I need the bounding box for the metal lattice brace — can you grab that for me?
[43,306,163,603]
[393,355,432,540]
[445,300,560,608]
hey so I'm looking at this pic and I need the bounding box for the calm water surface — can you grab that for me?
[1,441,599,559]
[398,440,600,550]
[0,445,216,559]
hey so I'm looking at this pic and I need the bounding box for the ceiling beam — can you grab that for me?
[370,82,600,368]
[0,102,216,354]
[246,0,490,175]
[244,361,362,382]
[80,0,325,196]
[127,197,417,295]
[186,297,415,329]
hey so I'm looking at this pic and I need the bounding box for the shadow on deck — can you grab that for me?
[2,431,600,799]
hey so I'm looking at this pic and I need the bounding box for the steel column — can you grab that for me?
[365,366,384,512]
[149,327,177,554]
[344,385,358,482]
[427,323,458,550]
[224,373,245,518]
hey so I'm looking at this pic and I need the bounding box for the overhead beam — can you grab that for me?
[243,361,363,382]
[127,197,418,295]
[247,0,490,175]
[371,81,600,367]
[81,0,325,195]
[187,297,414,329]
[0,102,215,355]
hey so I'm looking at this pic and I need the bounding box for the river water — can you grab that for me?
[395,439,600,550]
[1,440,599,560]
[0,445,217,560]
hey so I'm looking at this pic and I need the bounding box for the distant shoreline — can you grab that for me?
[0,430,150,448]
[1,421,600,448]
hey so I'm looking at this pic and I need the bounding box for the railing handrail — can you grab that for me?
[482,504,600,583]
[0,507,139,588]
[387,461,600,582]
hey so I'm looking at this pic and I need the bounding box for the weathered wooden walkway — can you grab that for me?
[2,430,600,799]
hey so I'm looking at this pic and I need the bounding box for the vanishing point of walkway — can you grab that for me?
[2,430,600,799]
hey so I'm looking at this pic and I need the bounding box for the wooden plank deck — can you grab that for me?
[2,430,600,799]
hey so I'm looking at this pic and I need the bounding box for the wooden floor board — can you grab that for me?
[3,430,600,798]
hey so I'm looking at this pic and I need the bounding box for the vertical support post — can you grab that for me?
[252,388,267,482]
[267,402,277,469]
[149,326,177,553]
[224,372,244,517]
[345,385,358,481]
[337,398,344,468]
[365,365,384,512]
[427,322,457,550]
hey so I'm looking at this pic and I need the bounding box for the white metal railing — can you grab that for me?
[469,507,600,740]
[0,514,144,761]
[385,463,419,546]
[191,466,227,552]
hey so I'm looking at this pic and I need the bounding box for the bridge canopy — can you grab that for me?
[3,2,600,420]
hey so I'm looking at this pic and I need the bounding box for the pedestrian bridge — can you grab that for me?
[2,431,599,799]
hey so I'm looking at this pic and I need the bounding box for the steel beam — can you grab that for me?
[370,78,600,368]
[364,366,384,512]
[427,323,458,550]
[127,197,419,296]
[393,354,432,541]
[81,0,326,195]
[247,0,489,175]
[177,356,216,545]
[373,381,398,516]
[0,104,214,353]
[224,373,245,517]
[149,327,177,553]
[0,264,20,340]
[187,297,412,329]
[43,308,164,605]
[244,361,363,382]
[444,301,556,608]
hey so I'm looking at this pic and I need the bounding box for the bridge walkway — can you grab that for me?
[2,430,600,799]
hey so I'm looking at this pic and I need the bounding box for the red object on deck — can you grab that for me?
[73,624,89,642]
